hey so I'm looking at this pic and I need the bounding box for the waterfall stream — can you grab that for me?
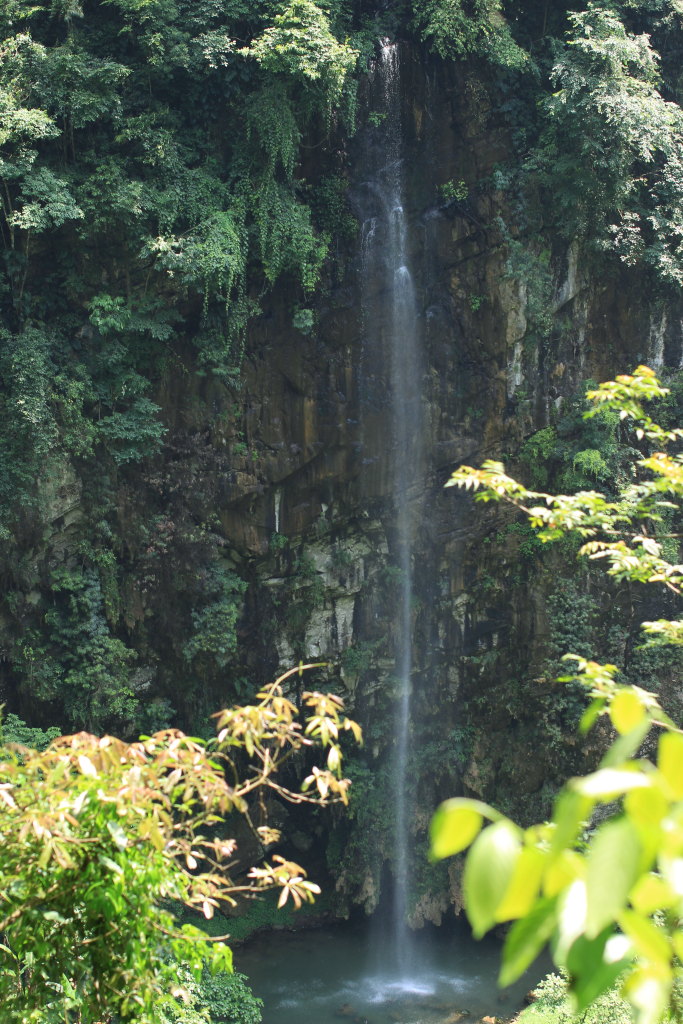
[360,40,424,971]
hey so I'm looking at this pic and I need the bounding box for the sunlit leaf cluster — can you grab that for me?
[0,666,361,1022]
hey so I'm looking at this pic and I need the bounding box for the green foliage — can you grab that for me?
[546,587,599,663]
[146,208,248,313]
[157,967,263,1024]
[241,1,358,108]
[252,179,329,291]
[412,0,528,66]
[292,306,315,334]
[0,712,60,751]
[0,0,363,728]
[0,669,360,1023]
[502,229,554,345]
[98,396,166,464]
[341,640,382,681]
[11,166,83,231]
[183,568,248,670]
[310,173,357,242]
[519,971,632,1024]
[433,367,683,1024]
[1,731,237,1024]
[519,389,635,493]
[537,4,683,284]
[269,532,289,554]
[439,178,468,202]
[245,82,300,181]
[199,970,263,1024]
[0,326,59,525]
[36,565,138,733]
[327,761,394,910]
[273,550,327,653]
[213,885,335,943]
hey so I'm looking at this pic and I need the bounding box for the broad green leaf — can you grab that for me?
[553,879,587,963]
[610,689,647,735]
[625,786,668,831]
[585,817,641,937]
[658,732,683,800]
[544,849,585,898]
[549,790,592,858]
[580,697,606,735]
[618,909,671,969]
[99,855,124,877]
[463,820,521,938]
[495,844,546,921]
[568,928,633,1012]
[630,873,679,915]
[204,939,233,975]
[623,789,665,874]
[61,974,77,999]
[38,840,52,870]
[430,798,496,860]
[499,895,558,987]
[660,856,683,895]
[600,718,652,768]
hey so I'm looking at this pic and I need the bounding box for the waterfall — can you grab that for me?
[360,39,423,973]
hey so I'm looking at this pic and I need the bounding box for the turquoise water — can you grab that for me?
[235,920,547,1024]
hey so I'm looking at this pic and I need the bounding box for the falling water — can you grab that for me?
[360,40,423,973]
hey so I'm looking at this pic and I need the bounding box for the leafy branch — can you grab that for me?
[433,367,683,1024]
[0,665,361,1023]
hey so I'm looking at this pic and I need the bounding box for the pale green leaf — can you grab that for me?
[106,820,129,851]
[610,690,647,735]
[573,768,651,800]
[499,896,558,987]
[586,817,641,937]
[464,820,522,938]
[658,732,683,800]
[430,798,499,860]
[618,909,671,969]
[629,873,678,915]
[600,718,652,768]
[622,967,672,1024]
[554,879,587,963]
[568,929,633,1012]
[495,844,547,921]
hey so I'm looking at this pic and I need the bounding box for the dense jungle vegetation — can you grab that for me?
[2,0,683,1021]
[2,0,683,738]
